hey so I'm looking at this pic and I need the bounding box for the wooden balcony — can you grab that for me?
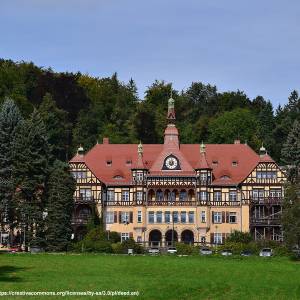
[147,200,197,206]
[74,196,94,204]
[72,214,92,225]
[250,217,281,226]
[250,197,283,205]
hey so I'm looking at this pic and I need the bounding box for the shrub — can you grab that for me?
[219,242,259,255]
[175,243,198,255]
[226,231,253,244]
[112,239,145,254]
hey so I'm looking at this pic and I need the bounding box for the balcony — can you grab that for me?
[74,196,94,204]
[250,197,283,205]
[147,200,197,206]
[71,214,92,225]
[250,217,281,226]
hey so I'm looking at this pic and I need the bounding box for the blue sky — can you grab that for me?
[1,0,299,106]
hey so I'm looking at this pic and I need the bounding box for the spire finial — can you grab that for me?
[259,143,266,157]
[77,144,84,155]
[200,141,206,154]
[138,141,143,155]
[167,90,175,123]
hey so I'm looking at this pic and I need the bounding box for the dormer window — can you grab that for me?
[220,175,230,180]
[114,175,124,180]
[126,159,132,165]
[232,161,238,167]
[212,160,218,166]
[136,172,143,181]
[106,160,112,166]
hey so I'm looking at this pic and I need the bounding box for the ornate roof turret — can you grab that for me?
[132,141,147,169]
[259,143,274,162]
[195,142,211,169]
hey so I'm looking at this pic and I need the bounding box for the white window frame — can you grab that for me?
[214,233,222,244]
[188,211,194,223]
[105,211,114,224]
[136,191,143,202]
[136,172,143,181]
[121,233,130,242]
[137,210,142,223]
[180,211,186,223]
[107,190,115,202]
[165,211,170,223]
[214,212,222,224]
[229,212,237,224]
[201,211,206,223]
[214,191,222,202]
[229,191,237,202]
[122,190,130,202]
[121,212,130,223]
[148,211,154,224]
[156,211,162,223]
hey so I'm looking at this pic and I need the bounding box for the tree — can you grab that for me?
[281,120,300,183]
[207,108,260,148]
[45,160,75,251]
[38,93,71,161]
[13,109,50,248]
[0,98,23,243]
[282,183,300,248]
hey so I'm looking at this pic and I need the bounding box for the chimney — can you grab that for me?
[103,137,109,144]
[234,139,240,144]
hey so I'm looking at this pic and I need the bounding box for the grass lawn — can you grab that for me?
[0,253,300,300]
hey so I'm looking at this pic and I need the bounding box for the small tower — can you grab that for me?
[132,141,148,183]
[195,142,212,185]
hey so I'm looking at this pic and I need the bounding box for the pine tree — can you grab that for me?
[0,98,23,244]
[281,120,300,183]
[45,160,75,251]
[13,109,50,248]
[38,93,71,161]
[282,183,300,248]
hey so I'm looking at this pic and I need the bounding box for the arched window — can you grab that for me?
[179,190,187,201]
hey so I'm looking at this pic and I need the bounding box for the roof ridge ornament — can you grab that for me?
[167,88,176,123]
[259,143,267,157]
[200,141,206,154]
[138,140,143,155]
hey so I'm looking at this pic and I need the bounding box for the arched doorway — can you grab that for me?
[181,230,194,244]
[148,189,155,201]
[149,230,162,247]
[165,229,178,246]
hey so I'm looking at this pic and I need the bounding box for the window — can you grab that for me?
[105,212,114,224]
[214,191,222,202]
[181,211,186,223]
[106,160,112,166]
[121,212,130,224]
[232,161,238,167]
[213,212,222,224]
[188,211,195,223]
[121,233,129,242]
[201,211,206,223]
[179,191,187,201]
[122,190,130,202]
[156,211,162,223]
[173,211,178,223]
[156,190,163,201]
[212,160,218,166]
[114,175,124,180]
[136,172,143,181]
[107,190,115,202]
[137,236,142,243]
[148,211,154,224]
[165,211,170,223]
[136,191,143,202]
[270,189,282,198]
[200,173,207,182]
[168,191,176,202]
[199,191,208,201]
[256,171,277,180]
[229,191,237,202]
[137,211,142,223]
[214,233,222,244]
[72,171,87,179]
[252,189,264,200]
[79,189,92,200]
[200,236,206,243]
[229,212,237,223]
[126,159,132,165]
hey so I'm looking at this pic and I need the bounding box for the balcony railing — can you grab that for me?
[147,200,197,206]
[72,214,92,225]
[250,197,283,205]
[74,196,94,204]
[250,217,281,226]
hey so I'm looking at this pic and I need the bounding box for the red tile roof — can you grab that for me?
[70,142,265,185]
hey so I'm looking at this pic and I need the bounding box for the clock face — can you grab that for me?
[164,156,179,170]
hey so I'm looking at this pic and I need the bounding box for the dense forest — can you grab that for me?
[1,58,300,163]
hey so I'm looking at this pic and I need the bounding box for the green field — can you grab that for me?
[0,253,300,300]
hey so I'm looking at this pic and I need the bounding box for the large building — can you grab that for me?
[69,98,286,246]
